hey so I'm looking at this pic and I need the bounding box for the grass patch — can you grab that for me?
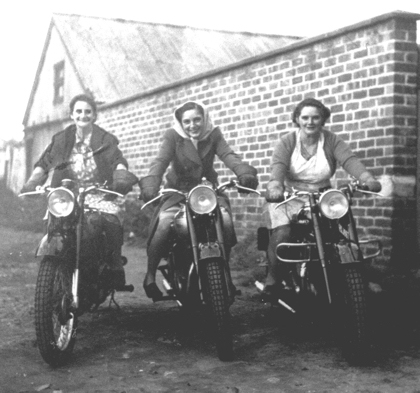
[0,182,45,233]
[230,233,267,287]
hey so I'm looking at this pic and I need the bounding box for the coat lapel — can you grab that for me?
[179,138,202,166]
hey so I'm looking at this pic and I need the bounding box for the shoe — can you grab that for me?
[229,282,241,296]
[143,282,163,301]
[260,284,279,303]
[109,267,126,290]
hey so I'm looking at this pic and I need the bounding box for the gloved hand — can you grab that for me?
[139,175,161,202]
[141,187,159,202]
[112,169,139,195]
[238,174,259,193]
[363,178,382,193]
[359,172,381,193]
[20,180,40,194]
[265,180,285,203]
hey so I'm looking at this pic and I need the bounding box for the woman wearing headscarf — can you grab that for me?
[139,101,259,300]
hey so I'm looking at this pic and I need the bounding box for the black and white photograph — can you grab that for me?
[1,0,420,392]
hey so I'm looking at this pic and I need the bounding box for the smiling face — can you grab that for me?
[295,106,324,137]
[70,100,96,130]
[181,108,205,139]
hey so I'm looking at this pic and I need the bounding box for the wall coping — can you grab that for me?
[99,10,420,112]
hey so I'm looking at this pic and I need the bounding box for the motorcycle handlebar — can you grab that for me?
[274,180,383,209]
[19,183,122,198]
[217,179,261,196]
[140,179,261,210]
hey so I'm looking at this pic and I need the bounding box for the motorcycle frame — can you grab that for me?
[166,193,231,304]
[276,186,382,305]
[35,186,111,311]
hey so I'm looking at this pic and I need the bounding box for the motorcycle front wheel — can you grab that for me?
[35,256,77,366]
[336,263,370,363]
[202,257,233,361]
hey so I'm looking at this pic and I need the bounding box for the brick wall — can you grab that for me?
[98,12,420,267]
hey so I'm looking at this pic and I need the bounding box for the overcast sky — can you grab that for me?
[1,0,420,141]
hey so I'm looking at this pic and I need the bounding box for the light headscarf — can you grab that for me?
[173,101,215,141]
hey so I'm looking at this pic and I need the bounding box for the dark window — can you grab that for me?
[53,61,65,104]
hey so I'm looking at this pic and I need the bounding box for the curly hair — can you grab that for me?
[292,98,331,126]
[69,94,97,118]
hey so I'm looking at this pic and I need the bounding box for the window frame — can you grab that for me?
[53,60,65,104]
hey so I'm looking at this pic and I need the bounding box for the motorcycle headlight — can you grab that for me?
[47,188,75,217]
[319,189,349,219]
[188,185,217,214]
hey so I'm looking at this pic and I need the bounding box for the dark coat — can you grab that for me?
[143,127,256,192]
[35,124,128,188]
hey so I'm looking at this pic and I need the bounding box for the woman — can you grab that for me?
[263,97,381,298]
[21,94,138,288]
[139,101,259,300]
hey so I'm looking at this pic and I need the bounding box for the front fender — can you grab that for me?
[36,234,64,257]
[336,242,361,264]
[199,242,222,260]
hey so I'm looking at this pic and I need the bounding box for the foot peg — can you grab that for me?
[115,284,134,292]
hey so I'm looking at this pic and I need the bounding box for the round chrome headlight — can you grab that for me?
[188,185,217,214]
[47,188,75,217]
[319,189,349,219]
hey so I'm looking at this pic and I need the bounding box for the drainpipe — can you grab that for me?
[417,44,420,260]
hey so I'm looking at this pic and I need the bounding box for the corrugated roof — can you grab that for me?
[52,13,302,104]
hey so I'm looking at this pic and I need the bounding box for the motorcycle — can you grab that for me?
[20,179,134,366]
[256,179,382,363]
[141,178,260,361]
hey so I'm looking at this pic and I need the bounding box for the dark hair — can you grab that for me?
[69,94,97,115]
[292,98,331,126]
[175,102,205,123]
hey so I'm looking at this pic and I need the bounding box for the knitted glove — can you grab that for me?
[238,174,259,193]
[139,176,161,202]
[112,169,139,195]
[359,172,381,193]
[265,180,285,203]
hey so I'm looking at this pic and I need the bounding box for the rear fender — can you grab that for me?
[36,234,64,257]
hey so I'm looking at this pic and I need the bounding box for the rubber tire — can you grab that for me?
[35,256,77,366]
[337,264,369,364]
[203,257,233,361]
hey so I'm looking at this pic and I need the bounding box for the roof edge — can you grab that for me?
[22,20,54,126]
[52,12,302,40]
[99,10,420,111]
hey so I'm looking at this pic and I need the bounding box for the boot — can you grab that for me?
[108,249,126,289]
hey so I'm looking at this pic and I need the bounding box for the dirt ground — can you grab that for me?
[1,226,420,393]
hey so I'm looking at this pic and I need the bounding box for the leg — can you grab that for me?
[143,207,177,299]
[264,224,291,292]
[102,214,125,288]
[143,217,172,287]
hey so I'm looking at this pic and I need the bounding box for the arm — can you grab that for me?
[139,130,176,201]
[266,134,294,202]
[21,166,48,193]
[330,133,381,192]
[213,129,258,189]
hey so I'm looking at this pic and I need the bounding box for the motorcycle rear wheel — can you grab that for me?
[337,264,370,363]
[35,256,77,366]
[203,257,233,361]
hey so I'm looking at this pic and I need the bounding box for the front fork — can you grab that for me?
[309,194,332,304]
[71,196,85,311]
[186,206,232,301]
